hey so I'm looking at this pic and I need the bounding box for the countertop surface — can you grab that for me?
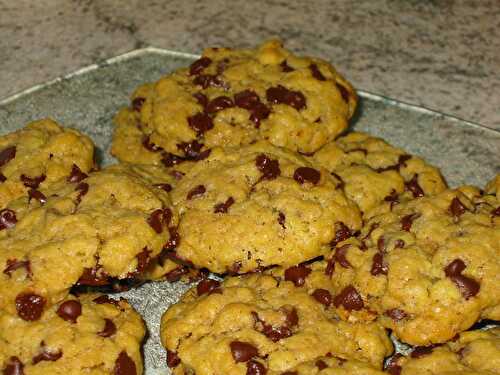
[1,0,499,129]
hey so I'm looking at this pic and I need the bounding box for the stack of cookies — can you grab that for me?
[0,40,498,375]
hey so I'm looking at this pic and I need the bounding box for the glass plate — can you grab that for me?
[1,48,499,374]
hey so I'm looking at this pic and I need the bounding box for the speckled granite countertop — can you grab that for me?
[1,0,499,129]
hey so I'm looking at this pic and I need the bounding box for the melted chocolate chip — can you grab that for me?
[277,212,286,229]
[330,222,352,248]
[15,293,46,321]
[316,360,328,370]
[401,213,419,232]
[161,152,186,167]
[284,265,311,287]
[164,266,189,283]
[187,184,206,200]
[310,64,326,81]
[384,189,400,209]
[333,244,352,268]
[312,288,333,307]
[154,183,172,192]
[56,300,82,323]
[114,351,137,375]
[492,206,500,216]
[385,354,403,375]
[74,182,89,204]
[28,189,47,205]
[189,57,212,75]
[188,112,214,135]
[280,60,294,72]
[131,97,145,112]
[449,197,467,218]
[20,174,46,189]
[98,318,117,337]
[193,74,225,89]
[293,167,320,185]
[206,96,234,114]
[444,258,480,300]
[32,345,62,364]
[394,239,405,249]
[193,92,209,108]
[230,341,258,362]
[197,278,221,296]
[3,356,24,375]
[248,102,271,128]
[284,307,299,327]
[266,85,306,111]
[335,83,350,102]
[166,350,181,368]
[176,140,206,159]
[405,175,424,198]
[255,154,280,180]
[281,372,298,375]
[325,256,335,277]
[77,266,109,286]
[371,252,388,276]
[410,345,436,358]
[0,209,17,231]
[247,360,267,375]
[0,146,16,167]
[142,136,162,152]
[148,209,166,234]
[3,259,31,278]
[67,164,88,183]
[214,197,235,213]
[134,248,152,275]
[234,90,261,109]
[252,308,297,342]
[385,308,407,321]
[0,172,6,182]
[93,295,121,307]
[333,285,364,311]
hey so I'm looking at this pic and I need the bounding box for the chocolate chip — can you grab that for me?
[284,265,311,287]
[234,90,261,109]
[133,248,152,276]
[405,175,424,198]
[193,92,209,108]
[247,360,267,375]
[197,278,221,296]
[255,154,280,180]
[277,212,286,229]
[93,295,122,307]
[166,350,181,368]
[335,83,350,102]
[56,300,82,323]
[97,318,117,338]
[230,341,258,362]
[394,239,405,248]
[312,288,332,307]
[154,183,172,192]
[325,256,335,277]
[193,74,225,89]
[401,213,419,232]
[189,57,212,75]
[161,152,185,167]
[206,96,234,114]
[188,112,214,135]
[177,141,210,161]
[492,206,500,216]
[333,285,364,311]
[315,360,328,370]
[3,356,24,375]
[67,164,88,183]
[164,266,189,283]
[214,197,235,213]
[32,345,62,364]
[0,209,17,231]
[0,172,6,182]
[3,259,31,278]
[330,222,352,248]
[280,60,294,72]
[310,64,326,81]
[248,102,270,128]
[15,292,46,321]
[131,97,145,112]
[252,309,296,342]
[187,184,206,200]
[444,259,480,300]
[266,85,306,111]
[377,237,385,252]
[449,197,467,218]
[385,308,407,321]
[148,209,166,234]
[410,345,436,358]
[333,244,352,268]
[0,146,16,167]
[142,136,162,152]
[284,307,299,327]
[28,189,47,205]
[20,174,46,189]
[77,266,109,286]
[293,167,320,185]
[384,189,400,209]
[371,252,388,276]
[385,354,403,375]
[75,182,89,204]
[114,351,137,375]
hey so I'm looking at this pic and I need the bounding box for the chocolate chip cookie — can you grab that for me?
[160,272,393,374]
[166,141,362,274]
[112,39,357,165]
[310,132,447,215]
[0,119,95,209]
[0,164,176,319]
[322,185,500,345]
[0,293,145,374]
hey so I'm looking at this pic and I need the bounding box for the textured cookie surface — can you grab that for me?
[0,164,175,319]
[111,39,357,164]
[167,142,362,273]
[0,119,95,209]
[0,293,145,375]
[323,185,500,345]
[160,272,393,375]
[386,328,500,375]
[310,132,447,215]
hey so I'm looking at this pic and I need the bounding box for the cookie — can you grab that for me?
[112,39,357,164]
[166,142,362,273]
[0,119,95,209]
[0,293,145,375]
[0,164,176,319]
[386,328,500,375]
[160,272,393,374]
[322,185,499,345]
[309,132,447,215]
